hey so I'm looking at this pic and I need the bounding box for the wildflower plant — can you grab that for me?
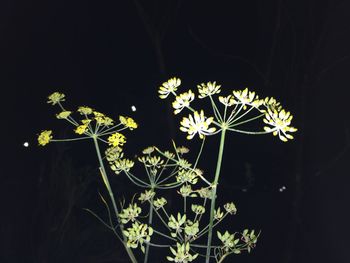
[37,77,297,263]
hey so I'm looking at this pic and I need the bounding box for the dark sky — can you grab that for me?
[1,0,350,263]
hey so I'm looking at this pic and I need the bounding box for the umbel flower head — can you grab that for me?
[120,116,138,130]
[263,108,297,142]
[47,92,65,105]
[232,88,260,110]
[158,77,181,99]
[172,90,195,114]
[108,132,126,147]
[38,130,53,146]
[197,81,221,98]
[180,110,216,139]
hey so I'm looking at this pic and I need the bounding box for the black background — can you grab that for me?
[1,0,350,262]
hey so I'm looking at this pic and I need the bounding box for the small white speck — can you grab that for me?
[282,186,286,190]
[131,105,137,112]
[23,142,29,147]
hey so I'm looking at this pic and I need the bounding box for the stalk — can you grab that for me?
[93,136,138,263]
[143,192,154,263]
[205,129,227,263]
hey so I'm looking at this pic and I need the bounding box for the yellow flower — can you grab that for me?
[197,81,221,98]
[56,111,72,119]
[38,130,53,146]
[119,116,138,130]
[172,90,195,114]
[263,108,297,142]
[47,92,65,105]
[102,116,114,126]
[77,106,93,115]
[180,110,216,139]
[93,111,114,126]
[232,88,260,110]
[82,119,92,125]
[262,97,282,112]
[158,77,181,99]
[110,158,134,174]
[75,124,88,135]
[108,132,126,147]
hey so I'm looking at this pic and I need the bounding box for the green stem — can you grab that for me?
[143,191,154,263]
[217,254,227,263]
[92,136,138,263]
[205,129,227,263]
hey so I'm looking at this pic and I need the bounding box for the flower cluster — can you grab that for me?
[180,110,216,139]
[37,92,138,150]
[123,222,153,253]
[158,77,181,99]
[120,203,142,224]
[158,77,297,142]
[167,243,198,263]
[38,130,53,146]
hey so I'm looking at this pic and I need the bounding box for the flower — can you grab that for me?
[217,231,240,253]
[108,132,126,147]
[218,95,234,106]
[77,106,93,115]
[180,110,216,139]
[191,204,205,215]
[176,169,198,184]
[47,92,65,105]
[93,111,114,126]
[142,146,155,155]
[197,81,221,98]
[172,90,195,114]
[119,116,138,130]
[75,124,88,135]
[123,222,153,253]
[110,158,134,174]
[168,213,187,238]
[176,146,189,154]
[158,77,181,99]
[184,220,199,237]
[139,189,155,203]
[178,185,196,197]
[105,146,123,162]
[56,111,72,119]
[224,202,237,215]
[263,108,297,142]
[167,242,198,263]
[120,203,142,224]
[262,97,282,112]
[232,88,260,110]
[38,130,53,146]
[153,197,167,210]
[214,207,224,220]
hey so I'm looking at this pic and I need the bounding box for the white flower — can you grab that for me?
[263,108,297,142]
[180,110,216,139]
[232,88,259,110]
[197,81,221,98]
[158,77,181,99]
[172,90,195,114]
[218,95,234,106]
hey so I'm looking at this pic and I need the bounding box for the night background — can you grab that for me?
[1,0,350,262]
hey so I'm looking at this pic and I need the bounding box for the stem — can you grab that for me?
[143,191,154,263]
[205,129,227,263]
[217,254,227,263]
[92,136,138,263]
